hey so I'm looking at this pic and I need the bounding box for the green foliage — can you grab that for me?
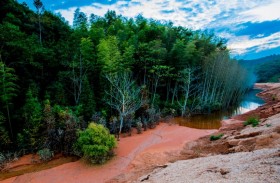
[19,88,43,152]
[256,59,280,82]
[37,148,54,161]
[243,117,259,127]
[210,134,224,141]
[0,0,252,155]
[0,61,18,137]
[75,123,117,164]
[97,36,122,73]
[0,113,10,149]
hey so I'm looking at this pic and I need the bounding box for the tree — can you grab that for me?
[177,67,198,116]
[33,0,44,44]
[19,88,42,152]
[71,37,94,105]
[105,72,142,139]
[73,8,88,29]
[149,65,174,106]
[0,61,17,138]
[97,36,122,73]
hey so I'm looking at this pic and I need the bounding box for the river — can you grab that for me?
[171,89,264,129]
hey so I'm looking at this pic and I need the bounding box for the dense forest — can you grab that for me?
[0,0,251,160]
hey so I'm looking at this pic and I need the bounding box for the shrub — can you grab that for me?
[37,148,54,161]
[210,134,224,141]
[75,123,117,164]
[0,152,6,169]
[243,117,259,127]
[135,118,143,134]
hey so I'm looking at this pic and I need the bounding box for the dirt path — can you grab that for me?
[1,123,216,183]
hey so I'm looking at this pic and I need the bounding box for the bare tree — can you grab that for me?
[177,67,199,116]
[105,72,142,139]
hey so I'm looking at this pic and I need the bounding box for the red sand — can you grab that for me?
[1,123,216,183]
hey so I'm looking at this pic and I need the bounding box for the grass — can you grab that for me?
[243,116,260,127]
[210,133,224,141]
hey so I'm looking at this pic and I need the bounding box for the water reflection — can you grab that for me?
[171,89,264,129]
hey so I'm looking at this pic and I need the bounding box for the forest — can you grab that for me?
[0,0,251,162]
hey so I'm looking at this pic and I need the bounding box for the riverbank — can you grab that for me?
[1,83,279,183]
[1,123,215,183]
[135,83,280,183]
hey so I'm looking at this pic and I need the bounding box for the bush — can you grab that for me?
[210,134,224,141]
[0,152,6,169]
[243,117,259,127]
[37,148,54,161]
[75,123,117,164]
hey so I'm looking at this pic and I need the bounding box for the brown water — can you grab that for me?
[171,89,264,129]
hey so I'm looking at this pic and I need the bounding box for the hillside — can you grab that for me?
[239,54,280,69]
[239,54,280,82]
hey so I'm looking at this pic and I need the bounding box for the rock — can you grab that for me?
[228,140,239,146]
[234,131,262,139]
[220,168,230,175]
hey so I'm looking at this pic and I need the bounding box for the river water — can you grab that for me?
[171,89,264,129]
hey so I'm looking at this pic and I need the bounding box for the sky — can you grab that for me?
[18,0,280,60]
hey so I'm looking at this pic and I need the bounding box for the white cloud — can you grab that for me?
[241,0,280,22]
[55,0,277,29]
[228,32,280,55]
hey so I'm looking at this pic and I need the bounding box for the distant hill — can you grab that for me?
[239,54,280,70]
[239,54,280,82]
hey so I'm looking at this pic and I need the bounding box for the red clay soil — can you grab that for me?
[1,123,216,183]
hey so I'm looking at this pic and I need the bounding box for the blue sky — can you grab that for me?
[18,0,280,60]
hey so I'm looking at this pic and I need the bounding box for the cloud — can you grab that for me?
[55,0,278,29]
[241,0,280,22]
[54,0,280,58]
[228,32,280,55]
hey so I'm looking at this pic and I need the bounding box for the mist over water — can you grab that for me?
[171,89,264,129]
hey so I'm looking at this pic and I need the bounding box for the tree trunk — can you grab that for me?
[6,104,13,138]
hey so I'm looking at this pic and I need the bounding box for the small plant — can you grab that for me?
[74,123,117,164]
[243,117,259,127]
[136,120,143,134]
[210,134,224,141]
[266,124,272,127]
[37,148,54,161]
[0,152,6,169]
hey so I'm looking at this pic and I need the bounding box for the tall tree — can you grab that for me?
[177,67,198,116]
[33,0,44,44]
[0,61,17,138]
[71,37,94,105]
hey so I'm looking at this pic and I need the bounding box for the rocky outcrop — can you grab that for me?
[138,148,280,183]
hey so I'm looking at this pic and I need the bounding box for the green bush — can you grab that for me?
[243,117,259,127]
[37,148,54,161]
[210,134,224,141]
[75,123,117,164]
